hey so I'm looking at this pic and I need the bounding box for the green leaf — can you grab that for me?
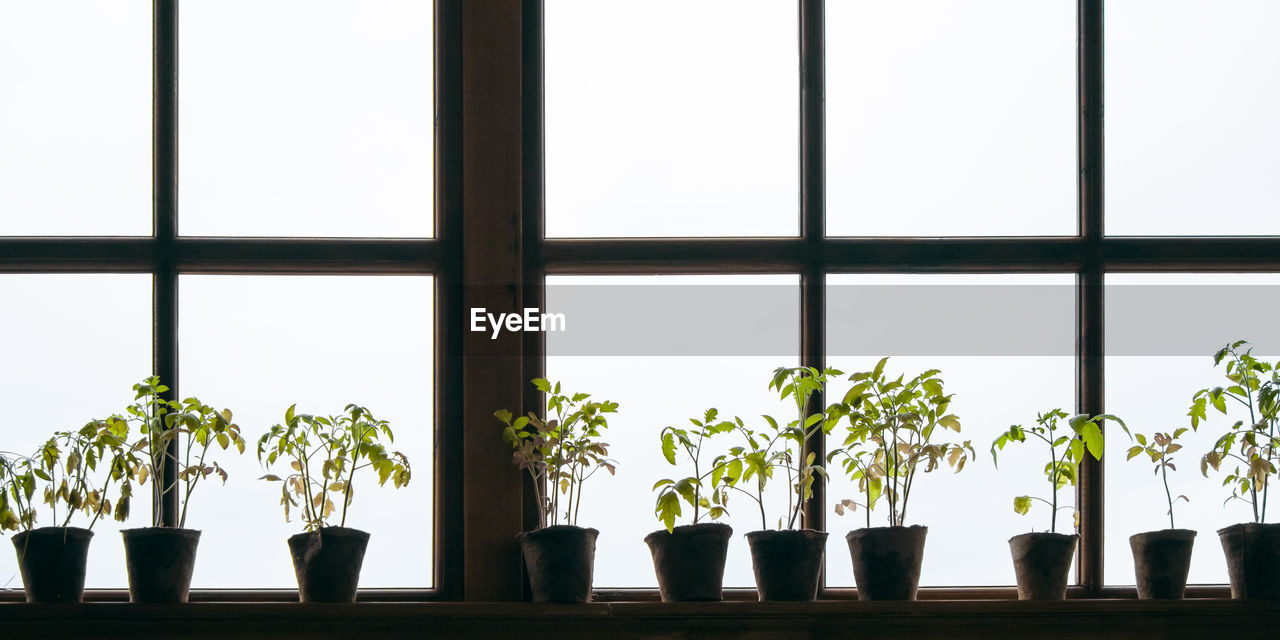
[661,431,677,465]
[1013,495,1032,515]
[656,491,681,532]
[1080,419,1104,460]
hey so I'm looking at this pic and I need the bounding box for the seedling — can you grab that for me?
[115,376,245,529]
[259,403,410,531]
[1126,428,1191,529]
[992,408,1126,533]
[0,420,131,533]
[721,366,842,531]
[497,379,619,528]
[1192,340,1280,523]
[828,358,973,528]
[652,408,736,532]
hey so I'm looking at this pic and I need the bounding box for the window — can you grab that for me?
[5,0,1280,614]
[531,0,1280,598]
[0,0,444,599]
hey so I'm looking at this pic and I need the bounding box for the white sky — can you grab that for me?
[2,0,1280,592]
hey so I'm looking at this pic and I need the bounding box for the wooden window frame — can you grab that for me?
[0,0,464,602]
[522,0,1280,601]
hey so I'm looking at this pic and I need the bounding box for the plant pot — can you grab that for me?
[122,527,201,603]
[644,522,732,602]
[1218,522,1280,599]
[1130,529,1195,600]
[11,526,93,603]
[1009,532,1077,600]
[846,525,927,601]
[745,529,827,601]
[287,527,370,602]
[518,524,598,603]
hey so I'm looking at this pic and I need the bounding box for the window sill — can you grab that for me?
[1,599,1274,639]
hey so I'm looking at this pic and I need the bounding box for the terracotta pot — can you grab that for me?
[745,529,827,601]
[123,527,202,603]
[1009,532,1077,600]
[644,522,732,602]
[11,526,93,603]
[1219,522,1280,599]
[518,524,598,603]
[1129,529,1195,600]
[287,527,370,602]
[846,525,927,601]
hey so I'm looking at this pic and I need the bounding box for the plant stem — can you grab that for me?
[340,421,366,528]
[1162,459,1175,530]
[691,432,704,524]
[1049,427,1058,534]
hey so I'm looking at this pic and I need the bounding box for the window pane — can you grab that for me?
[545,275,799,588]
[545,1,798,238]
[825,274,1076,587]
[1105,273,1280,586]
[826,0,1076,237]
[1106,1,1280,236]
[0,275,151,588]
[179,275,433,588]
[179,1,433,238]
[0,1,151,236]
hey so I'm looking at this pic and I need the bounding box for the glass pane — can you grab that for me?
[545,0,798,238]
[826,0,1077,237]
[825,274,1076,587]
[1105,273,1280,586]
[0,275,151,589]
[0,2,151,236]
[1106,1,1280,236]
[544,275,799,588]
[179,1,433,238]
[180,275,433,588]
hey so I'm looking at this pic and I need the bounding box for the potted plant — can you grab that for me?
[1191,340,1280,599]
[259,403,411,602]
[647,407,736,601]
[991,408,1125,599]
[827,358,973,600]
[1123,426,1195,599]
[114,376,245,603]
[721,366,841,601]
[0,420,131,602]
[497,378,618,603]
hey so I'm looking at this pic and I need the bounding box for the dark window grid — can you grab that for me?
[0,0,462,602]
[525,0,1280,600]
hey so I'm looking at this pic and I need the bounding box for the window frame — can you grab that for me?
[0,0,463,602]
[528,0,1280,600]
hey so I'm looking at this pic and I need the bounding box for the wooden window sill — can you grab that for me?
[2,599,1275,639]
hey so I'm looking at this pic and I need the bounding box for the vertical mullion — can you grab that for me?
[434,0,465,599]
[799,0,826,539]
[1076,0,1105,594]
[460,0,525,602]
[521,0,546,540]
[153,0,180,528]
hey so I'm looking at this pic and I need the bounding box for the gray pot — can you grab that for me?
[288,527,370,602]
[644,522,732,602]
[846,525,927,601]
[11,526,93,603]
[746,529,827,601]
[518,524,598,603]
[1009,531,1077,600]
[1130,529,1195,600]
[123,527,202,603]
[1219,522,1280,599]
